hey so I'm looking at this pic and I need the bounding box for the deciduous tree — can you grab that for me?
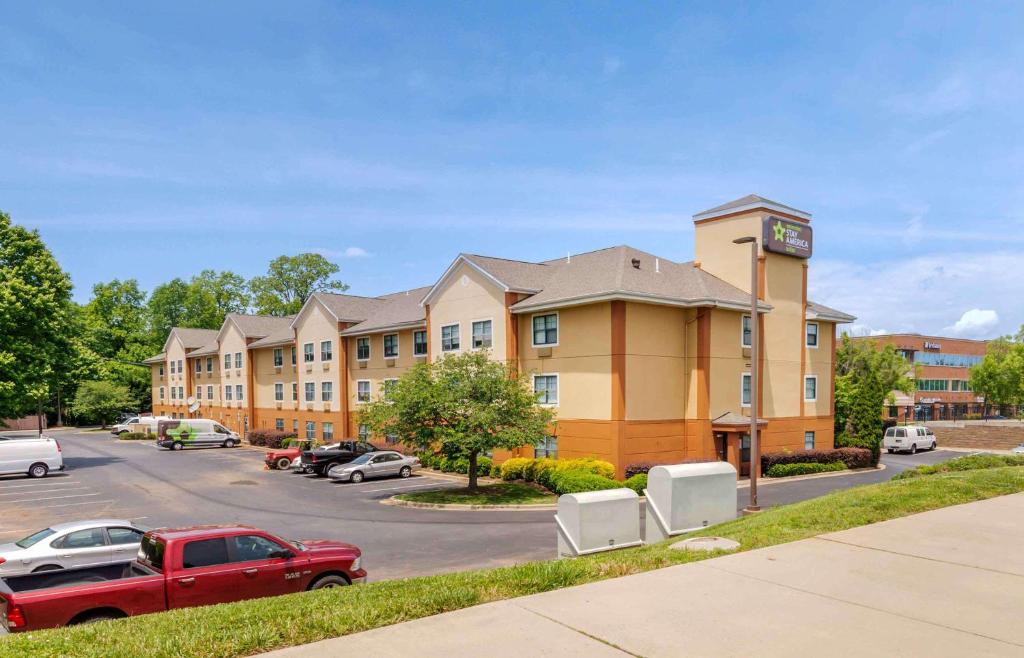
[249,253,348,316]
[71,380,134,428]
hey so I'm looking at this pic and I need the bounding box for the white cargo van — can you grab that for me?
[883,425,937,454]
[110,416,170,435]
[156,419,240,450]
[0,437,64,478]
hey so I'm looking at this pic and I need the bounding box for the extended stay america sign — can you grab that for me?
[762,215,813,258]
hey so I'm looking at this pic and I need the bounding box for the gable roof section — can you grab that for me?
[806,300,856,323]
[340,286,432,336]
[247,325,296,349]
[420,254,551,306]
[692,194,811,223]
[142,352,166,365]
[160,327,219,354]
[228,313,294,338]
[290,292,390,329]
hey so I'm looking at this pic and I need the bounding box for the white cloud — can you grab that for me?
[946,309,999,338]
[343,246,369,258]
[311,246,371,259]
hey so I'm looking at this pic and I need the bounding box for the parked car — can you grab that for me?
[0,437,63,478]
[1012,444,1024,454]
[265,439,315,470]
[0,525,365,632]
[110,415,169,436]
[300,440,379,476]
[0,520,147,577]
[883,425,937,454]
[327,451,420,483]
[156,419,240,450]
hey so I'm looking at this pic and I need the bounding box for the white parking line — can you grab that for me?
[31,499,116,510]
[3,492,101,504]
[0,480,79,489]
[0,487,90,497]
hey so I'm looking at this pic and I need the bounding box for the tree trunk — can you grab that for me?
[468,451,478,492]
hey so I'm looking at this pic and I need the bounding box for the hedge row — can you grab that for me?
[895,453,1024,480]
[766,461,846,478]
[417,452,493,477]
[624,459,716,478]
[623,473,647,494]
[497,457,615,488]
[246,430,297,449]
[761,447,872,472]
[119,432,155,441]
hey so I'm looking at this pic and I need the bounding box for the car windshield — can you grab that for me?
[16,527,57,548]
[349,453,372,465]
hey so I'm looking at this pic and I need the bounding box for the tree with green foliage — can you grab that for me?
[970,337,1024,416]
[249,253,348,316]
[359,351,555,491]
[147,270,250,340]
[834,334,915,462]
[0,212,74,423]
[71,380,134,428]
[81,279,152,408]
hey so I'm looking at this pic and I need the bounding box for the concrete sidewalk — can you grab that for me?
[269,493,1024,657]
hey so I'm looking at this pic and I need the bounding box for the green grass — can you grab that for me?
[396,482,556,505]
[6,466,1024,658]
[894,453,1024,479]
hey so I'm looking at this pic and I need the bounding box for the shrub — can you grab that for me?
[766,462,846,478]
[556,457,615,480]
[476,456,493,478]
[761,447,871,473]
[524,458,558,483]
[246,430,295,449]
[499,457,532,481]
[624,462,657,478]
[895,453,1024,480]
[548,471,622,495]
[623,473,647,495]
[836,432,881,466]
[119,432,154,441]
[489,463,502,478]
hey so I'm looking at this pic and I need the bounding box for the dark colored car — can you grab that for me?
[300,440,379,476]
[0,524,365,632]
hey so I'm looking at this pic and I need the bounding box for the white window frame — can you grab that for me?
[804,375,818,402]
[275,418,285,431]
[741,372,752,408]
[532,373,559,407]
[356,337,370,362]
[531,312,559,348]
[235,384,243,401]
[194,359,201,373]
[291,382,298,401]
[806,322,819,349]
[304,381,315,402]
[206,385,213,400]
[274,382,284,402]
[322,381,333,402]
[321,340,333,362]
[273,348,283,367]
[159,365,165,376]
[357,424,369,441]
[224,385,232,401]
[303,343,315,363]
[196,386,201,400]
[383,333,400,359]
[804,431,815,450]
[234,352,242,369]
[224,354,231,370]
[470,318,493,350]
[441,323,461,352]
[177,359,183,373]
[413,330,428,356]
[382,378,399,400]
[356,380,371,404]
[159,387,165,400]
[322,422,334,441]
[206,357,213,373]
[741,314,752,348]
[305,421,316,440]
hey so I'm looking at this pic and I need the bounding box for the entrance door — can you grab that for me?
[740,434,751,477]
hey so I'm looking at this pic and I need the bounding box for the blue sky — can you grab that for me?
[3,2,1023,338]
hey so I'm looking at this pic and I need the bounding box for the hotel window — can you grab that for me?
[741,315,752,348]
[917,379,949,391]
[804,376,817,402]
[533,374,558,405]
[291,347,296,365]
[471,320,492,349]
[206,357,213,373]
[195,360,202,374]
[224,354,231,369]
[292,419,298,433]
[532,314,558,346]
[292,382,298,401]
[303,343,314,362]
[159,387,165,400]
[170,360,176,375]
[321,340,333,361]
[323,422,334,441]
[304,382,315,402]
[357,380,371,403]
[273,348,283,368]
[951,380,973,392]
[806,322,819,348]
[196,386,202,400]
[804,431,815,450]
[322,381,333,402]
[159,365,164,376]
[441,324,460,352]
[178,386,184,400]
[357,337,370,361]
[275,418,284,431]
[385,431,399,445]
[535,436,558,459]
[177,359,183,373]
[358,424,369,441]
[234,352,242,369]
[235,384,243,401]
[414,330,428,356]
[383,379,398,400]
[206,385,213,400]
[224,385,232,401]
[741,373,752,407]
[274,383,284,401]
[383,334,399,358]
[305,421,316,440]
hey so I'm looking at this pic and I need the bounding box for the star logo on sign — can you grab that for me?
[773,220,786,241]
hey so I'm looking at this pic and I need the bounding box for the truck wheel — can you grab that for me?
[275,457,292,470]
[399,466,411,478]
[28,463,49,478]
[172,442,183,451]
[350,471,364,483]
[309,575,349,590]
[71,610,124,625]
[910,444,917,455]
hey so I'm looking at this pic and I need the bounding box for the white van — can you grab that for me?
[110,416,170,435]
[883,425,937,454]
[0,437,64,478]
[156,419,241,450]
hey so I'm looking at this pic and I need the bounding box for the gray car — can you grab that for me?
[0,519,147,577]
[326,451,420,483]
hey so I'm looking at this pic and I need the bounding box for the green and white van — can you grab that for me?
[156,419,240,450]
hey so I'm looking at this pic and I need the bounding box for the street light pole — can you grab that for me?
[733,236,760,512]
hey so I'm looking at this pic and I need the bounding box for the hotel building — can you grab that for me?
[145,195,854,477]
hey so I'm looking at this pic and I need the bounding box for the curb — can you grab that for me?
[738,464,885,488]
[417,469,501,485]
[382,497,558,511]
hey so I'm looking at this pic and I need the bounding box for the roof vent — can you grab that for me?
[631,258,641,269]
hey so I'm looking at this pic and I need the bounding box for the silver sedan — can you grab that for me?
[327,451,420,483]
[0,519,147,577]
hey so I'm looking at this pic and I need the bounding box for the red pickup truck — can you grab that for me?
[0,524,366,632]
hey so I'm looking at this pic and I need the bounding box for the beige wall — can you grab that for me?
[762,256,804,418]
[693,213,764,291]
[150,364,165,409]
[804,320,833,416]
[624,302,687,421]
[218,323,249,414]
[252,344,298,413]
[518,302,612,421]
[165,337,188,412]
[429,262,507,361]
[189,353,221,409]
[708,308,748,419]
[294,299,342,414]
[348,328,419,409]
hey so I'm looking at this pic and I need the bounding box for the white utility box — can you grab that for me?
[644,462,737,543]
[555,489,642,558]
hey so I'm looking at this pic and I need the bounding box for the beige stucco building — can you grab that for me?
[145,195,854,477]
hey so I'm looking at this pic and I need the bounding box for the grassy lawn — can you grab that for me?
[396,482,556,505]
[6,465,1024,658]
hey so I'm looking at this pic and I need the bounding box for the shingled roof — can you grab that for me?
[339,286,431,336]
[226,313,294,339]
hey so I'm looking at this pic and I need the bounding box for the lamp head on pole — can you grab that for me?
[733,236,756,245]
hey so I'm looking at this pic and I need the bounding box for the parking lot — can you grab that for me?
[0,429,971,582]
